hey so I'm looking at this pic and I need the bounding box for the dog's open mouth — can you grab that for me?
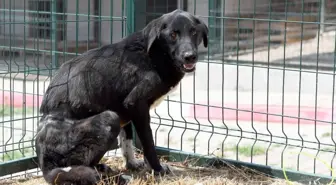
[183,63,196,72]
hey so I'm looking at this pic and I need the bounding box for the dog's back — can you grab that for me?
[39,33,153,121]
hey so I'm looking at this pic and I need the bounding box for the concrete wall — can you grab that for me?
[66,0,125,44]
[187,0,209,53]
[65,0,95,42]
[224,0,269,15]
[0,0,125,45]
[0,0,264,48]
[99,0,125,44]
[0,0,28,38]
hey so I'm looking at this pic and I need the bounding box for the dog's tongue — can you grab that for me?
[183,63,195,70]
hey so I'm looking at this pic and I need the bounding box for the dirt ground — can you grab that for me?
[0,154,308,185]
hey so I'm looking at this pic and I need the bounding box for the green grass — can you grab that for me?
[0,105,36,117]
[321,132,331,138]
[163,137,178,147]
[0,148,35,162]
[284,167,297,171]
[322,147,335,152]
[213,148,226,158]
[187,136,197,143]
[273,144,283,148]
[287,146,295,149]
[224,145,266,157]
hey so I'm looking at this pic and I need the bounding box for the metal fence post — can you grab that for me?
[125,0,142,150]
[51,0,58,70]
[320,0,325,34]
[126,0,135,35]
[3,0,336,182]
[207,0,216,59]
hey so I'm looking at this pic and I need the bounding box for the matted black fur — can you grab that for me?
[35,110,130,185]
[35,9,208,185]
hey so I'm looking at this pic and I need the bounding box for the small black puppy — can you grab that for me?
[38,9,208,176]
[35,109,130,185]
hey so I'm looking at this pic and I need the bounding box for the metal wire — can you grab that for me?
[1,0,336,181]
[0,0,127,179]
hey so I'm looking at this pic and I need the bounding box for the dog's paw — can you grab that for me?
[125,159,146,171]
[153,163,172,176]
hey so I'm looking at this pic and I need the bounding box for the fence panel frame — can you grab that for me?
[0,0,336,184]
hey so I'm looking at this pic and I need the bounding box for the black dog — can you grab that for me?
[37,9,208,182]
[35,109,130,185]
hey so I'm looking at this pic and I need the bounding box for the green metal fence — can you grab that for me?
[0,0,129,178]
[1,0,336,184]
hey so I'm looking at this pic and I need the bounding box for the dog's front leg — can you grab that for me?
[119,108,170,174]
[131,107,171,174]
[121,73,170,174]
[122,72,161,110]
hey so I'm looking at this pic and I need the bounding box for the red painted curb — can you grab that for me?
[0,91,44,108]
[188,103,332,125]
[1,91,332,125]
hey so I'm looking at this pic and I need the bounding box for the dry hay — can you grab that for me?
[0,154,306,185]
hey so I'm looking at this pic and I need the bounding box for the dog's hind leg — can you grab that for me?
[119,124,146,170]
[37,110,130,185]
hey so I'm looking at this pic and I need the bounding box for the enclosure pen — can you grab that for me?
[0,0,336,185]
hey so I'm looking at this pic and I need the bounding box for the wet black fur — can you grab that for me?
[35,9,208,184]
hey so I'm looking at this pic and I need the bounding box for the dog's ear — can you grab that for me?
[143,15,167,53]
[195,16,209,48]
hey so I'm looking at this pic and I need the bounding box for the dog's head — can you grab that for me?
[143,9,209,73]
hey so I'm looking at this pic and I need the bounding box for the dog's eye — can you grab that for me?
[171,32,177,40]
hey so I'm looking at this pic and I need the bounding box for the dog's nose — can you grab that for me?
[183,52,197,63]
